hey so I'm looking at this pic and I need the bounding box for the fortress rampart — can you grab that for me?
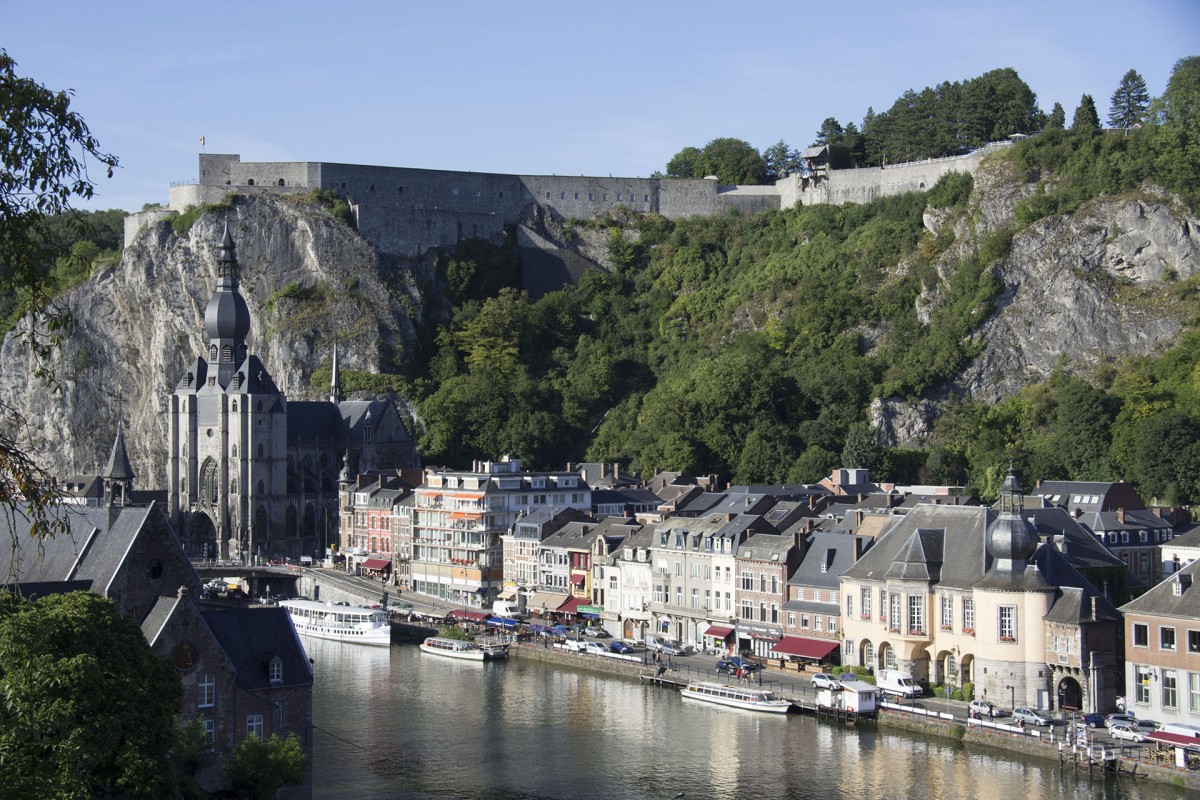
[136,144,1008,257]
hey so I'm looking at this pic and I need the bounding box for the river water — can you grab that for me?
[309,640,1178,800]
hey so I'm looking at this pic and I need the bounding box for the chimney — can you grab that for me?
[808,495,815,510]
[1073,508,1082,519]
[613,463,620,481]
[1117,508,1126,524]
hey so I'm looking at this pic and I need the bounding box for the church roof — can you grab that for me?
[102,425,135,481]
[202,606,312,691]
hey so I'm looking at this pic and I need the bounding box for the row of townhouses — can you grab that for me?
[341,460,1200,725]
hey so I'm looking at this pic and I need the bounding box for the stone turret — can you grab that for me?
[102,422,135,507]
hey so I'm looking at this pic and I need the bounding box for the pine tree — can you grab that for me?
[1072,94,1100,132]
[1107,69,1150,128]
[1047,102,1066,130]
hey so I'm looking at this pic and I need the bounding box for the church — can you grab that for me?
[166,224,417,562]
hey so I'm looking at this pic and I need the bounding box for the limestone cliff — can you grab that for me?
[0,195,425,487]
[873,160,1199,448]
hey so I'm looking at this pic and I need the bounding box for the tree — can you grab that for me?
[665,145,703,179]
[695,137,767,185]
[1072,94,1100,132]
[222,733,306,800]
[1108,69,1150,128]
[1163,56,1200,131]
[1,50,117,568]
[814,117,845,146]
[0,591,183,800]
[761,139,797,181]
[1047,102,1066,130]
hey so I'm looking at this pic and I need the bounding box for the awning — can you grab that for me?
[446,609,489,622]
[570,574,586,586]
[770,635,839,659]
[705,625,734,639]
[361,558,391,570]
[485,616,519,628]
[558,596,588,615]
[1147,731,1200,750]
[497,587,516,600]
[527,591,568,613]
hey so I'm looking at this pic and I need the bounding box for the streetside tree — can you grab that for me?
[0,50,117,562]
[0,591,183,800]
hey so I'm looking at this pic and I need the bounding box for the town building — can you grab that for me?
[736,531,804,659]
[840,471,1122,713]
[779,532,872,667]
[1119,559,1200,727]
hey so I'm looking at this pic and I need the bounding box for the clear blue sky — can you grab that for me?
[4,0,1198,212]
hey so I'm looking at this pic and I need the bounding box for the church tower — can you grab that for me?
[169,223,288,562]
[101,423,135,508]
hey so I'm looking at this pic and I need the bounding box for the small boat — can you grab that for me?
[279,599,391,646]
[419,636,508,661]
[680,681,792,714]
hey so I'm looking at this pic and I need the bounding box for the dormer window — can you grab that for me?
[269,655,283,684]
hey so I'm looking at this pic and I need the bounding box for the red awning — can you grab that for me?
[446,610,489,622]
[1147,731,1200,750]
[704,625,734,639]
[361,558,391,570]
[570,574,586,586]
[770,635,839,659]
[558,596,587,615]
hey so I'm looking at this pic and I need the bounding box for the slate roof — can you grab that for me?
[1121,557,1200,620]
[102,426,135,481]
[287,401,343,444]
[843,505,992,591]
[884,528,944,582]
[202,607,313,691]
[787,532,871,591]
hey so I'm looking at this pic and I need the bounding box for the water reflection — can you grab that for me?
[310,642,1177,800]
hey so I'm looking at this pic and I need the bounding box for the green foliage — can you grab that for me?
[665,137,767,184]
[222,733,306,800]
[284,189,354,228]
[1072,94,1100,133]
[961,681,975,701]
[171,197,236,236]
[925,172,974,209]
[1047,102,1066,130]
[0,591,184,800]
[1108,69,1150,129]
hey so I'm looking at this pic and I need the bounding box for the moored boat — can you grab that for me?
[419,636,508,661]
[279,599,391,646]
[680,681,792,713]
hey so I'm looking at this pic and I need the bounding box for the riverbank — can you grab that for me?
[508,642,1200,793]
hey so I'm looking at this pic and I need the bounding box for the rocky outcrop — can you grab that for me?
[877,187,1198,448]
[0,195,424,487]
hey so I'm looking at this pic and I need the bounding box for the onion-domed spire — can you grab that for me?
[202,223,251,387]
[987,465,1037,571]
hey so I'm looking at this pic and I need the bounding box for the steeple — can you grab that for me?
[102,422,135,507]
[330,341,343,404]
[986,465,1037,573]
[203,223,251,387]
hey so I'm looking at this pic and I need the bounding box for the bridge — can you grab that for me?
[190,560,305,598]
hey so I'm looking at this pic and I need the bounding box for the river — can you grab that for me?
[309,640,1178,800]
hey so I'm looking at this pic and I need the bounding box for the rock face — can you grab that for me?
[0,196,424,487]
[877,183,1199,448]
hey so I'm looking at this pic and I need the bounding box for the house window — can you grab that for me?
[907,595,924,635]
[1190,630,1200,654]
[889,593,901,631]
[879,589,887,620]
[1163,669,1178,709]
[203,717,216,750]
[861,588,871,619]
[963,599,975,634]
[269,656,283,684]
[247,714,265,740]
[1162,626,1177,651]
[771,604,778,624]
[801,613,810,629]
[198,673,216,708]
[1133,623,1149,647]
[1190,672,1200,713]
[999,606,1016,642]
[940,595,953,629]
[675,586,682,607]
[741,600,752,619]
[788,612,796,628]
[828,617,837,634]
[885,647,897,670]
[741,570,753,590]
[814,614,823,632]
[844,639,855,659]
[690,588,699,609]
[846,594,854,617]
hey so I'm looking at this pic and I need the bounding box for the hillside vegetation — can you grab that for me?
[411,58,1200,503]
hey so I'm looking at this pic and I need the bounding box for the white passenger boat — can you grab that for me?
[278,599,391,646]
[680,681,792,713]
[419,636,508,661]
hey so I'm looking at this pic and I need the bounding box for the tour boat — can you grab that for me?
[279,599,391,646]
[419,636,508,661]
[680,681,793,714]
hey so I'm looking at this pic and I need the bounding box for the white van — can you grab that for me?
[492,600,521,618]
[876,670,922,699]
[1160,723,1200,738]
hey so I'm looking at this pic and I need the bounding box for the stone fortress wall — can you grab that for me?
[134,143,1009,256]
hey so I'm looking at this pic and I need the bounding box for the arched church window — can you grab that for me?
[257,445,264,458]
[200,459,219,504]
[286,505,298,535]
[221,345,232,363]
[230,478,238,494]
[181,477,187,493]
[231,398,238,411]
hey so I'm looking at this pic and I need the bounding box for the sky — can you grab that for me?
[4,0,1198,212]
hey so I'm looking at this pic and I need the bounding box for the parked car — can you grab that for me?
[715,657,761,674]
[811,673,841,690]
[1076,712,1106,728]
[1134,719,1161,734]
[655,640,692,656]
[609,640,633,654]
[1012,708,1050,726]
[1115,695,1127,712]
[1109,722,1147,742]
[584,628,612,638]
[1105,713,1138,729]
[577,641,609,656]
[969,700,1001,718]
